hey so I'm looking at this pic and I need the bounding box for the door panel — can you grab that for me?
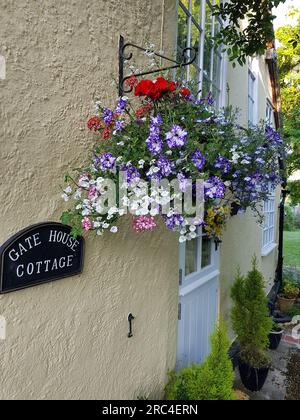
[177,276,218,368]
[177,231,219,369]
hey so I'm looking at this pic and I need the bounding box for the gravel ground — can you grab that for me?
[285,350,300,400]
[235,337,300,400]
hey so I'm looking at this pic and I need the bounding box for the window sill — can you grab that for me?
[261,243,277,257]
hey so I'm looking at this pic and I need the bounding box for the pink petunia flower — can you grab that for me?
[132,216,156,233]
[82,217,92,232]
[88,185,97,200]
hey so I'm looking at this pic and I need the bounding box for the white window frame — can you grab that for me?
[248,69,256,126]
[179,227,219,291]
[266,99,274,126]
[177,0,225,109]
[261,188,277,256]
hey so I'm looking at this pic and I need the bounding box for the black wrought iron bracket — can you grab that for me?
[119,35,197,97]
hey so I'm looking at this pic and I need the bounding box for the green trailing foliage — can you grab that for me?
[276,9,300,176]
[287,180,300,207]
[283,205,296,231]
[231,257,272,368]
[213,0,287,66]
[281,280,300,299]
[287,306,300,317]
[165,321,235,400]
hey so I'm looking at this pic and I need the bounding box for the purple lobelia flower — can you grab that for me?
[121,163,141,185]
[146,134,163,155]
[157,156,174,177]
[265,125,282,144]
[214,156,231,174]
[205,176,226,199]
[166,124,187,148]
[146,114,163,155]
[113,120,125,134]
[202,91,214,106]
[191,149,206,171]
[150,114,163,126]
[95,153,116,170]
[163,214,185,230]
[114,97,127,114]
[103,108,114,124]
[177,172,189,192]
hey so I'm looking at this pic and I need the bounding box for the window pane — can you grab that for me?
[264,213,269,228]
[248,98,253,125]
[202,74,210,97]
[185,238,198,275]
[178,0,223,101]
[192,0,201,22]
[178,6,189,52]
[201,236,211,268]
[263,230,268,246]
[213,52,221,90]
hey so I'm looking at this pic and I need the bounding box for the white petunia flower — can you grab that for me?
[64,186,72,194]
[241,159,250,165]
[150,208,159,216]
[231,152,240,163]
[110,226,118,233]
[108,206,118,215]
[74,190,82,200]
[82,209,90,216]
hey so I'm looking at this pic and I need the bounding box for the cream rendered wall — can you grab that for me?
[220,54,280,326]
[0,0,179,400]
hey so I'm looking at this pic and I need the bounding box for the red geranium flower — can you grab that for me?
[134,76,177,101]
[169,81,176,92]
[125,75,138,88]
[135,104,153,119]
[180,87,191,97]
[102,126,111,140]
[134,79,155,97]
[87,116,101,131]
[155,76,169,92]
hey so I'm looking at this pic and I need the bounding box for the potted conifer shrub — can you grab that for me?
[277,280,300,313]
[165,321,235,400]
[231,258,272,392]
[268,322,284,350]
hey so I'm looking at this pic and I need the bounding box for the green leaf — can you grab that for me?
[61,211,72,225]
[70,226,83,238]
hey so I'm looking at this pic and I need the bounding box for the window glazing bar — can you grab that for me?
[197,0,207,98]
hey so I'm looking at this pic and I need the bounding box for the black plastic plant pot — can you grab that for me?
[230,202,241,216]
[269,330,283,350]
[238,361,270,392]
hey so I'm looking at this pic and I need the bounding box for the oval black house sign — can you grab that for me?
[0,222,84,294]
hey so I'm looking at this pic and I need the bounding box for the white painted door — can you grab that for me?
[176,230,220,369]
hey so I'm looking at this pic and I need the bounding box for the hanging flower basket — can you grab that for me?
[61,76,285,242]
